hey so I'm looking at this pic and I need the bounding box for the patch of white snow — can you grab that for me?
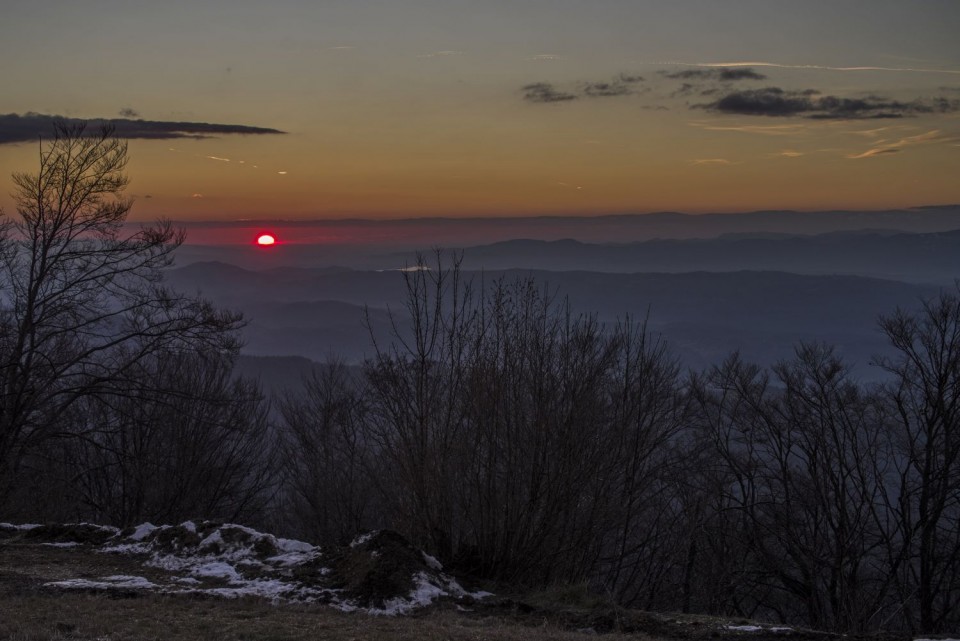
[190,561,241,581]
[350,531,377,548]
[129,523,158,541]
[46,575,157,590]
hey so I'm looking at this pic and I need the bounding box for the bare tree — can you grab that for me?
[279,359,378,544]
[363,251,478,559]
[690,346,890,632]
[56,350,276,526]
[876,286,960,633]
[0,123,242,502]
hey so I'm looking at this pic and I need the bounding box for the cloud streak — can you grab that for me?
[690,158,735,165]
[647,61,960,76]
[0,113,286,145]
[846,129,956,159]
[688,121,809,135]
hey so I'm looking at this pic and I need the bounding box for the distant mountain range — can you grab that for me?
[432,229,960,283]
[167,263,942,382]
[169,206,960,277]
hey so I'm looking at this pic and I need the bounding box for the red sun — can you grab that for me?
[256,234,276,246]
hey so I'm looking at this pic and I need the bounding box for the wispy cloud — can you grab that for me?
[523,74,645,103]
[418,50,463,58]
[688,121,809,136]
[0,113,285,145]
[844,125,904,138]
[690,158,735,165]
[118,107,140,118]
[847,148,900,159]
[846,129,955,159]
[582,80,635,98]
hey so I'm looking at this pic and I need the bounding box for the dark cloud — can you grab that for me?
[700,87,816,116]
[661,67,767,82]
[0,112,286,145]
[719,68,767,81]
[522,83,578,103]
[524,74,646,103]
[696,88,960,119]
[582,81,633,98]
[118,107,140,118]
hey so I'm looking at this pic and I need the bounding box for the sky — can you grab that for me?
[1,0,959,221]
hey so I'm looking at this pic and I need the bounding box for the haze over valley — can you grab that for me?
[166,205,960,382]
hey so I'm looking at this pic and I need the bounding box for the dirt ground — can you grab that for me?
[0,537,905,641]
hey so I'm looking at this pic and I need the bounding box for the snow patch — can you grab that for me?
[47,575,157,590]
[350,531,377,548]
[22,521,491,614]
[129,522,158,541]
[725,625,794,633]
[191,561,241,581]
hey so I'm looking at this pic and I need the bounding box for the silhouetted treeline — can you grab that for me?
[276,255,960,634]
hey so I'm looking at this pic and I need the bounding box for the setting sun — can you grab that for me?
[256,234,276,246]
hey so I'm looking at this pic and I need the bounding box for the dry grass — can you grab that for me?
[0,592,655,641]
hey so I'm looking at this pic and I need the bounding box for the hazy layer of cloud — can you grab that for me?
[0,113,286,145]
[697,88,960,119]
[522,83,578,103]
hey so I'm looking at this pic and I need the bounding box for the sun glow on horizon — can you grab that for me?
[256,234,276,246]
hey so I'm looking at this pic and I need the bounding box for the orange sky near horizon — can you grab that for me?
[2,1,959,221]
